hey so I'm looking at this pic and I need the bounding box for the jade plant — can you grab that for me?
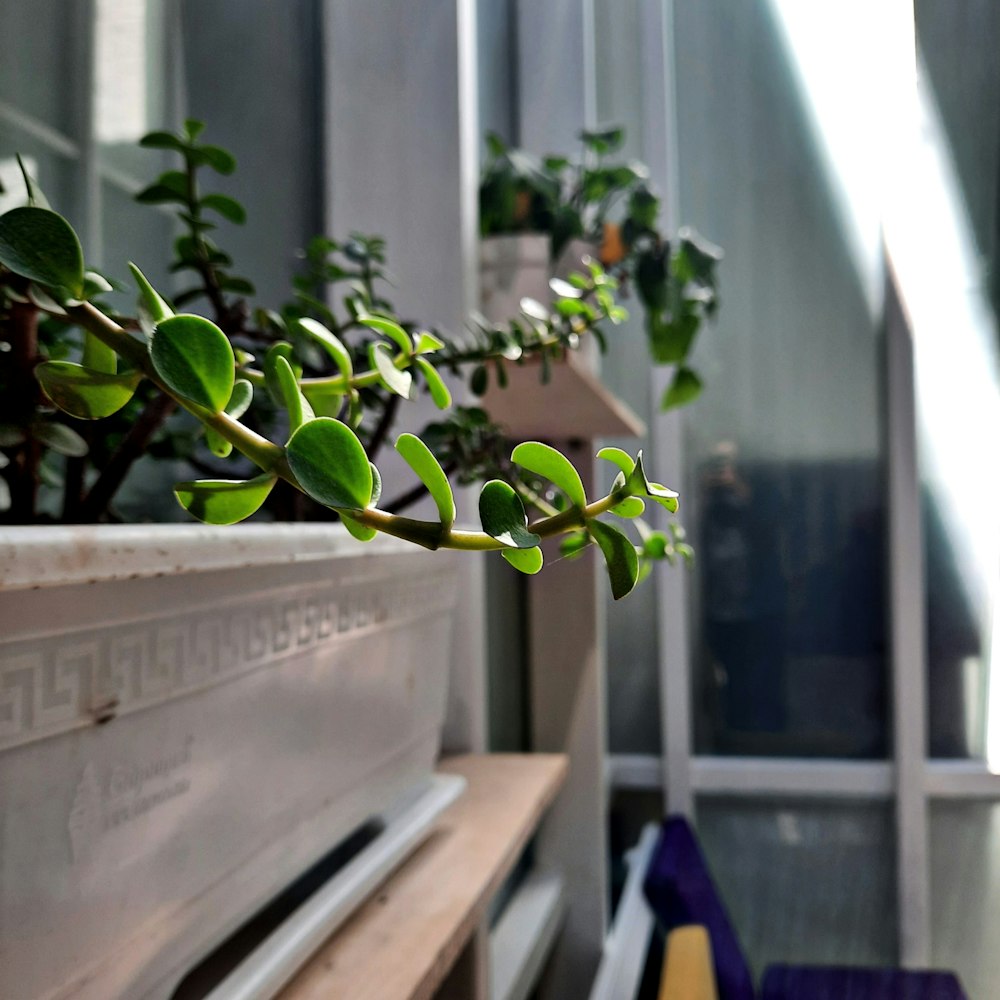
[0,122,697,599]
[480,125,721,409]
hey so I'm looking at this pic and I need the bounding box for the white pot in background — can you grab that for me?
[0,524,457,1000]
[479,233,550,326]
[479,234,602,374]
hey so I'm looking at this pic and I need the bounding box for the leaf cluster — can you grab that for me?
[480,126,722,409]
[0,130,695,599]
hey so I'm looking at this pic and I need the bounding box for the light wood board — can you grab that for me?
[278,753,568,1000]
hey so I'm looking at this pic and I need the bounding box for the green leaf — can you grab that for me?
[82,331,116,375]
[520,297,549,322]
[33,421,88,457]
[414,331,445,355]
[502,547,544,575]
[396,432,455,527]
[139,130,186,152]
[150,314,235,412]
[369,462,382,505]
[597,446,635,478]
[174,473,277,525]
[200,193,246,224]
[296,318,353,382]
[198,145,237,175]
[661,366,703,410]
[341,513,378,541]
[135,170,188,205]
[479,480,540,548]
[549,277,582,299]
[470,364,489,396]
[226,378,254,419]
[559,530,591,560]
[204,381,253,457]
[129,262,174,324]
[610,496,645,518]
[360,314,413,354]
[0,207,84,295]
[17,154,50,209]
[415,357,452,410]
[627,453,679,513]
[36,362,142,419]
[369,342,412,398]
[274,355,314,433]
[589,520,639,600]
[286,417,373,510]
[511,441,587,508]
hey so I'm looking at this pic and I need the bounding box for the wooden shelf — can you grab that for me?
[278,753,568,1000]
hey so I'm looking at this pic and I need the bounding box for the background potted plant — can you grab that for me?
[0,122,691,999]
[479,124,721,409]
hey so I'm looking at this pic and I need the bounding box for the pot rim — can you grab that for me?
[0,522,428,592]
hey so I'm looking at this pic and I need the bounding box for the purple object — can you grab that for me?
[642,815,756,1000]
[760,964,967,1000]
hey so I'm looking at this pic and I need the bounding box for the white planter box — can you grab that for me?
[0,524,457,1000]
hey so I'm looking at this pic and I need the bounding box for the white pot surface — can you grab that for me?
[0,525,457,1000]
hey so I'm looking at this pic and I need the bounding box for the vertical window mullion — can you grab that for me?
[885,267,931,966]
[74,0,101,266]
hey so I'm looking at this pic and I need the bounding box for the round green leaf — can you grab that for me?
[610,496,645,518]
[0,207,84,296]
[274,355,314,433]
[33,421,88,457]
[360,315,413,354]
[479,479,540,549]
[502,546,544,575]
[174,473,277,525]
[511,441,587,508]
[589,519,639,600]
[341,513,378,541]
[396,432,455,527]
[597,446,636,478]
[226,378,254,419]
[200,193,246,224]
[286,417,373,511]
[36,362,142,420]
[150,314,235,412]
[296,318,353,381]
[369,342,412,399]
[414,331,445,355]
[415,357,452,410]
[661,366,703,411]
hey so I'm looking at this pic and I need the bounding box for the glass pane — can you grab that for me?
[930,801,1000,997]
[912,4,1000,761]
[0,123,78,222]
[673,0,889,758]
[697,797,897,979]
[0,0,79,136]
[100,178,174,313]
[96,0,174,182]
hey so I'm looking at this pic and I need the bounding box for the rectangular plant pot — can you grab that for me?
[0,524,457,1000]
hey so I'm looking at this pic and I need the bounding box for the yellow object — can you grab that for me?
[600,221,627,265]
[658,925,719,1000]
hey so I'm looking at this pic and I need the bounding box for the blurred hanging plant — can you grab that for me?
[480,125,722,410]
[0,121,698,598]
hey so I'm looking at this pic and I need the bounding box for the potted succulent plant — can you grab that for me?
[0,122,692,999]
[479,124,721,407]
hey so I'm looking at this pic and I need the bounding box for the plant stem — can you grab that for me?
[6,301,40,520]
[77,393,176,521]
